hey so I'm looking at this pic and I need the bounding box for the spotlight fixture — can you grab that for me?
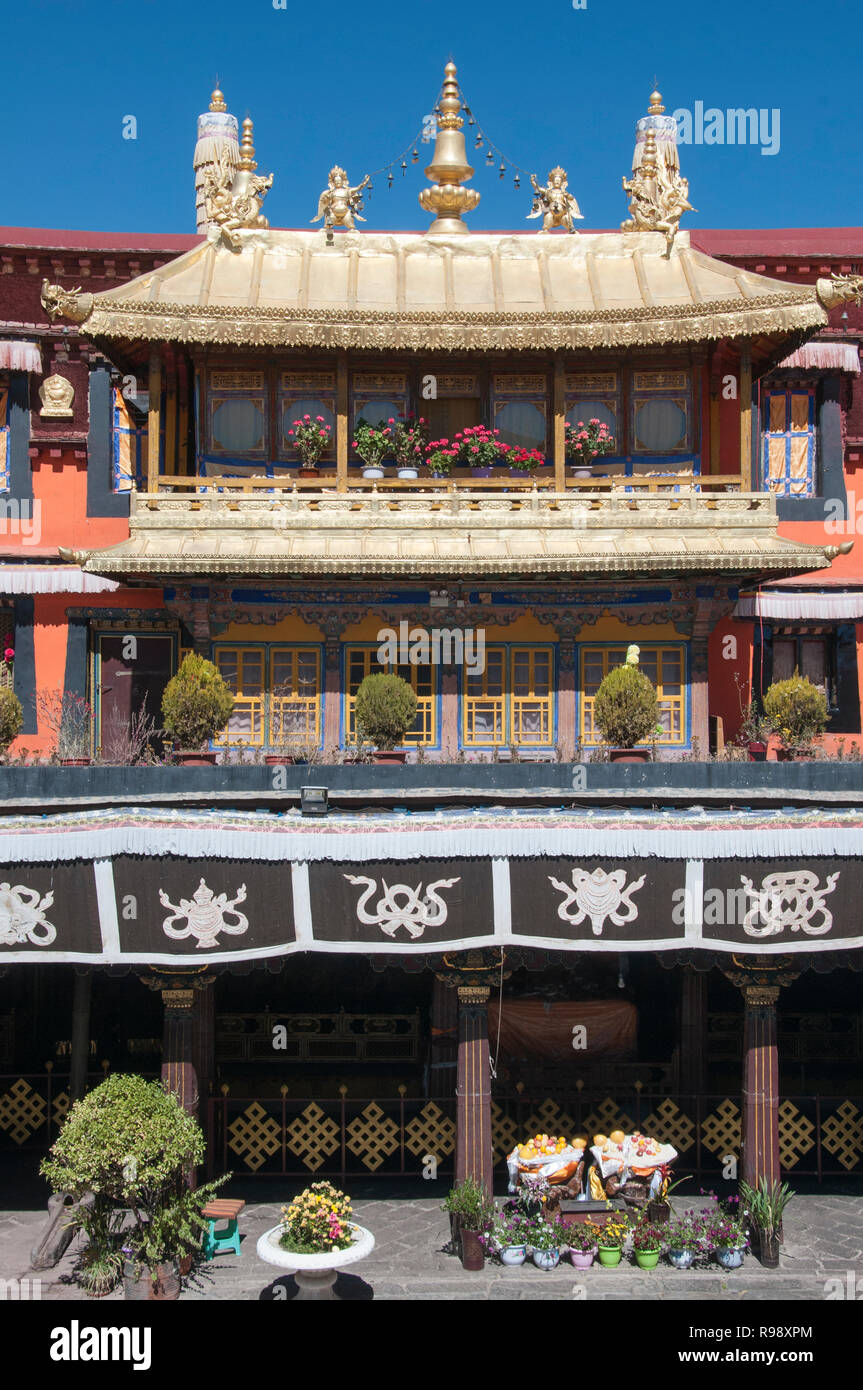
[300,786,329,816]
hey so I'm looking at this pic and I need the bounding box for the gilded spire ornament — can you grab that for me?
[527,167,583,233]
[311,167,372,232]
[202,114,273,251]
[621,88,694,253]
[419,61,480,235]
[193,84,240,233]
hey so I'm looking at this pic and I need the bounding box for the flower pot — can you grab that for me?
[372,750,407,764]
[747,741,768,762]
[508,469,533,479]
[500,1244,527,1266]
[570,1247,597,1269]
[634,1249,661,1269]
[755,1230,780,1269]
[667,1248,695,1269]
[60,757,91,766]
[174,750,217,766]
[607,748,650,763]
[460,1228,485,1271]
[470,467,492,479]
[123,1259,181,1301]
[362,466,385,479]
[448,1213,462,1255]
[715,1247,745,1269]
[776,747,813,761]
[298,466,320,478]
[397,467,418,479]
[648,1200,671,1225]
[571,467,592,479]
[532,1249,560,1270]
[597,1246,622,1267]
[264,754,309,765]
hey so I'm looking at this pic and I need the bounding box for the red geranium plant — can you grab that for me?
[565,417,615,468]
[286,414,332,468]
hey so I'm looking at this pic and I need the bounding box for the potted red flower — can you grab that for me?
[286,414,332,477]
[565,417,615,478]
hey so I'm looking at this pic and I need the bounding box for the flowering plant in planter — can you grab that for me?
[595,1212,631,1249]
[480,1207,533,1254]
[279,1182,355,1255]
[704,1212,748,1251]
[631,1219,663,1253]
[286,414,332,468]
[453,424,506,469]
[391,416,428,468]
[665,1209,708,1253]
[763,672,829,755]
[527,1211,567,1253]
[353,417,394,469]
[507,446,547,473]
[425,438,457,477]
[565,417,615,468]
[568,1222,601,1253]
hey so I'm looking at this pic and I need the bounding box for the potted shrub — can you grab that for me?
[161,652,234,765]
[665,1209,707,1268]
[593,652,660,762]
[354,672,417,763]
[286,413,332,477]
[442,1177,494,1270]
[40,1073,227,1301]
[594,1211,631,1267]
[631,1218,663,1269]
[353,417,393,478]
[528,1211,566,1270]
[425,438,456,479]
[565,417,615,478]
[568,1221,599,1269]
[453,424,505,478]
[763,672,829,760]
[0,686,23,758]
[738,697,772,762]
[37,689,93,765]
[739,1177,794,1269]
[392,416,428,479]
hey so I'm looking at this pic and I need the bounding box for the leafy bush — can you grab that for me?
[0,688,23,753]
[763,672,829,750]
[354,673,417,750]
[161,652,234,750]
[441,1176,494,1232]
[593,663,659,748]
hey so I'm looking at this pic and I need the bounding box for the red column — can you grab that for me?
[323,639,341,756]
[678,965,707,1098]
[740,984,780,1188]
[557,636,576,761]
[455,985,493,1193]
[161,987,199,1119]
[429,974,458,1099]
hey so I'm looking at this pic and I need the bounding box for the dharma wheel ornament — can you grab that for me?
[419,61,480,235]
[621,88,695,253]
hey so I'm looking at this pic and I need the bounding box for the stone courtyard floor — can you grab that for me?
[2,1189,862,1301]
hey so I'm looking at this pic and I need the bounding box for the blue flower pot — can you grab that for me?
[716,1248,744,1269]
[668,1248,694,1269]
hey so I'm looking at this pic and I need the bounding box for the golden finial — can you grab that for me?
[238,116,257,171]
[641,129,659,176]
[209,86,227,113]
[648,88,664,114]
[419,59,480,235]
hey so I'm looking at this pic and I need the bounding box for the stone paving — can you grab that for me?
[2,1193,862,1301]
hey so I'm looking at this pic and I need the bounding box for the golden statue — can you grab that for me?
[311,166,371,232]
[203,118,273,250]
[621,129,694,252]
[527,168,583,234]
[39,375,74,418]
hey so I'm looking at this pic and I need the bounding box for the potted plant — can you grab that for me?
[40,1073,228,1301]
[565,417,615,478]
[528,1211,566,1270]
[481,1207,532,1266]
[425,438,456,479]
[665,1209,707,1268]
[738,697,772,762]
[286,413,332,477]
[392,416,428,479]
[354,672,417,763]
[704,1210,749,1269]
[739,1177,794,1269]
[0,686,23,758]
[442,1177,494,1271]
[631,1218,663,1269]
[763,672,829,760]
[568,1221,599,1269]
[161,652,234,765]
[594,1211,631,1267]
[278,1181,356,1255]
[593,651,660,763]
[647,1164,686,1223]
[353,417,393,478]
[37,689,93,765]
[453,424,506,478]
[507,445,546,479]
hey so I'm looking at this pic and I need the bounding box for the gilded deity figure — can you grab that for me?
[311,167,371,231]
[203,146,273,249]
[621,130,694,252]
[527,167,583,234]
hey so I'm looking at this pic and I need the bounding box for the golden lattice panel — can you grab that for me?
[0,1079,47,1145]
[777,1100,815,1169]
[821,1101,863,1171]
[346,1102,401,1172]
[582,1098,634,1138]
[491,1103,520,1160]
[52,1092,71,1128]
[701,1099,741,1158]
[404,1103,456,1159]
[524,1098,576,1140]
[228,1101,282,1172]
[287,1102,341,1171]
[643,1099,696,1154]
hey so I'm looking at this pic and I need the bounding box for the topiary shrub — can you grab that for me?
[593,663,660,749]
[354,673,417,750]
[763,672,829,751]
[0,688,23,754]
[161,652,234,750]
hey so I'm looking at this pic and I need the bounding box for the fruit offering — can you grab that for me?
[516,1133,573,1160]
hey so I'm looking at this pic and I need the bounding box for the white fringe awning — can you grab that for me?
[776,342,860,373]
[0,566,120,595]
[0,340,42,373]
[735,590,863,620]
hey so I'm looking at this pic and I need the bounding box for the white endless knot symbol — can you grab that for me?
[740,869,839,938]
[0,883,57,946]
[343,874,460,939]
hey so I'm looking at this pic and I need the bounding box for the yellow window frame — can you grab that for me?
[580,645,686,746]
[269,647,322,746]
[463,644,554,747]
[344,645,436,746]
[213,646,266,747]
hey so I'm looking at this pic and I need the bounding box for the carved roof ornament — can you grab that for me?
[816,272,863,310]
[312,167,371,234]
[194,85,240,233]
[527,167,583,234]
[203,116,273,251]
[621,88,695,254]
[40,280,94,324]
[419,61,480,235]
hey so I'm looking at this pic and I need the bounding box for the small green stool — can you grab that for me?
[202,1198,245,1259]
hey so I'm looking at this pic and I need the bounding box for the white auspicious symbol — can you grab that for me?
[548,867,646,937]
[159,878,249,949]
[0,883,57,946]
[343,874,460,939]
[740,869,840,938]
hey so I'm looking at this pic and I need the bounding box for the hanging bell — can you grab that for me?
[475,133,483,148]
[499,161,506,178]
[401,159,407,175]
[486,149,494,166]
[411,148,419,163]
[513,173,521,189]
[387,170,393,188]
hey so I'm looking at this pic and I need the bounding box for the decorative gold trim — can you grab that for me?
[457,986,491,1004]
[744,985,780,1007]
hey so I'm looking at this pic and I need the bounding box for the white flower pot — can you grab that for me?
[257,1223,375,1300]
[362,466,385,479]
[396,467,418,479]
[500,1244,528,1266]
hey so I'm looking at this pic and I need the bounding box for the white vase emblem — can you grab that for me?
[343,874,460,939]
[548,867,646,936]
[0,883,57,946]
[159,878,249,948]
[740,869,839,937]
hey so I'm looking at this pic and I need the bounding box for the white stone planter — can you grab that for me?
[257,1223,375,1300]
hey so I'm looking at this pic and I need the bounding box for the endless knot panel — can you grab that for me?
[346,1102,400,1171]
[491,1103,519,1160]
[404,1103,456,1159]
[821,1101,863,1171]
[525,1098,575,1139]
[582,1098,635,1138]
[777,1101,815,1169]
[701,1099,741,1158]
[0,1079,47,1145]
[52,1092,71,1129]
[228,1101,282,1172]
[643,1099,696,1154]
[287,1102,341,1172]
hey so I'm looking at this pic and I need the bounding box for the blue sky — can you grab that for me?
[5,0,860,234]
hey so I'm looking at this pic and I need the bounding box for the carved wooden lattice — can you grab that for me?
[404,1102,456,1159]
[643,1098,696,1154]
[777,1100,816,1168]
[346,1103,401,1171]
[227,1101,282,1172]
[286,1102,340,1171]
[700,1099,741,1158]
[582,1097,635,1138]
[0,1079,47,1145]
[491,1103,520,1160]
[820,1101,863,1171]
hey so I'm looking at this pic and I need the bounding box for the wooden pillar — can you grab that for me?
[740,984,780,1188]
[709,375,721,476]
[739,344,752,494]
[178,359,190,476]
[160,987,199,1119]
[323,636,342,755]
[553,353,566,491]
[164,354,177,478]
[69,968,92,1103]
[557,633,576,761]
[191,977,216,1149]
[336,355,348,492]
[147,347,162,494]
[440,665,458,760]
[690,635,710,755]
[678,965,707,1098]
[429,974,458,1099]
[455,985,493,1192]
